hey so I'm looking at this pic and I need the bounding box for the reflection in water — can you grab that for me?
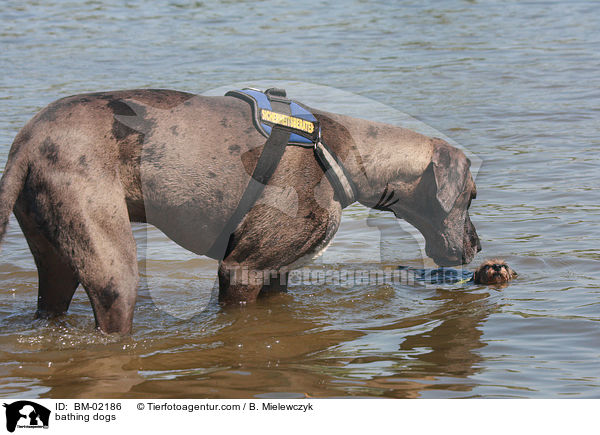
[42,354,144,399]
[302,287,494,398]
[2,274,495,399]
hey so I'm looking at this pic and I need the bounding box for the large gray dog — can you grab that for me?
[0,89,480,334]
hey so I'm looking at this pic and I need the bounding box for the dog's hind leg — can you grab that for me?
[14,207,79,317]
[67,199,139,335]
[15,170,138,334]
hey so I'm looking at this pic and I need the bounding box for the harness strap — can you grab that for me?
[206,126,291,260]
[314,141,357,208]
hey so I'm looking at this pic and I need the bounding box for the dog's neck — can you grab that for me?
[314,110,434,209]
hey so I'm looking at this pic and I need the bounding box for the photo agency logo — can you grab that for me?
[3,401,50,432]
[113,81,481,320]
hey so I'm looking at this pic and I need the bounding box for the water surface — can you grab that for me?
[0,0,599,398]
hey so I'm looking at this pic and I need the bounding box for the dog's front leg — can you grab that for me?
[218,260,260,304]
[218,260,289,304]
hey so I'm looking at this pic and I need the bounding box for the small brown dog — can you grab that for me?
[473,259,517,285]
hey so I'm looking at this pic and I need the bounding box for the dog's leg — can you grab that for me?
[260,270,289,297]
[15,208,79,317]
[80,263,138,335]
[218,261,289,303]
[73,209,138,335]
[218,260,262,304]
[16,172,138,334]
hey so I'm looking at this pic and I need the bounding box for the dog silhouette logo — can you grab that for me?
[3,401,50,432]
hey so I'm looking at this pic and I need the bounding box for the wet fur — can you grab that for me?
[473,259,517,285]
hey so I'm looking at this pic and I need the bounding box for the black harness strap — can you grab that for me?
[314,141,357,208]
[206,126,290,260]
[264,88,291,115]
[207,89,294,260]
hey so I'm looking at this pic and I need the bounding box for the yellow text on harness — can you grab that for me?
[260,109,316,135]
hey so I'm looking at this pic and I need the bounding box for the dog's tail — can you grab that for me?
[0,131,29,249]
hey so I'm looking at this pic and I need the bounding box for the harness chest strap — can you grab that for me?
[206,88,357,260]
[313,140,357,209]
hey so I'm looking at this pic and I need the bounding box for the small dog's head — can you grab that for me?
[473,259,517,285]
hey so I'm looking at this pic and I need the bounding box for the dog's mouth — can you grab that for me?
[424,219,481,267]
[431,255,462,267]
[427,242,474,267]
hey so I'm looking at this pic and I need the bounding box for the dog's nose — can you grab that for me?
[492,265,501,272]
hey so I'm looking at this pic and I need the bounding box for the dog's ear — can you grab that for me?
[431,139,470,214]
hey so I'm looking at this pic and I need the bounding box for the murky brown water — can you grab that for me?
[1,0,599,398]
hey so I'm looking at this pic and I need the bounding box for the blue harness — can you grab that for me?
[225,88,319,146]
[206,88,357,260]
[398,266,474,285]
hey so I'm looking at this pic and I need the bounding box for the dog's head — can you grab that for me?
[473,259,517,285]
[386,139,481,266]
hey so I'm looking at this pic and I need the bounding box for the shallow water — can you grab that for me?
[0,0,599,398]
